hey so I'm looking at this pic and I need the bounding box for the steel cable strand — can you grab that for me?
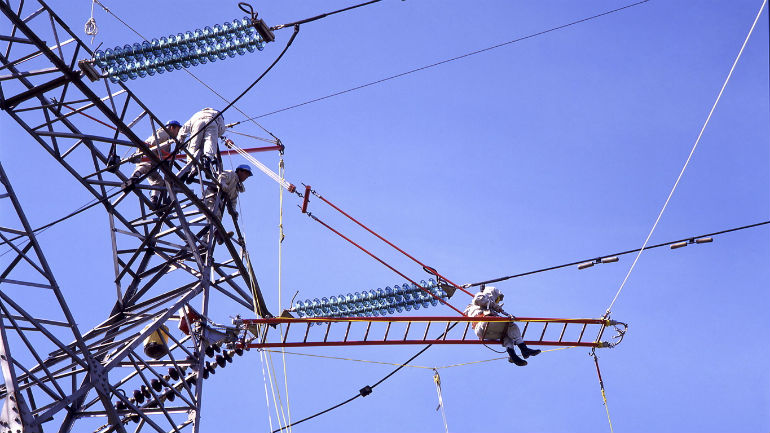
[238,0,651,121]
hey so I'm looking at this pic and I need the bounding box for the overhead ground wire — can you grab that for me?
[236,0,651,122]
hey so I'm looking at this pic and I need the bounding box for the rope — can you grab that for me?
[277,155,293,432]
[266,350,289,431]
[258,348,276,433]
[236,0,651,122]
[592,353,614,432]
[262,346,576,370]
[433,369,448,433]
[604,0,767,317]
[84,0,98,44]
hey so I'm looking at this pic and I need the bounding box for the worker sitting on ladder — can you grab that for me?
[203,164,252,244]
[177,108,226,184]
[123,120,182,210]
[464,285,541,366]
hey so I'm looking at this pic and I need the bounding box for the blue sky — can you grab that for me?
[1,1,768,432]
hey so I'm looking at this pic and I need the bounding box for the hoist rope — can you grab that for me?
[257,349,277,433]
[277,155,294,432]
[266,351,289,431]
[604,0,767,317]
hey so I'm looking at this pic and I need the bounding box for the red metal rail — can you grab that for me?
[240,316,620,349]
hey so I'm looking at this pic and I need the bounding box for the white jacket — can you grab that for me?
[463,286,503,318]
[133,127,172,159]
[217,170,245,209]
[177,108,226,143]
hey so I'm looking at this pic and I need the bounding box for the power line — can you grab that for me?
[271,323,458,433]
[234,0,650,122]
[0,189,119,252]
[463,220,770,289]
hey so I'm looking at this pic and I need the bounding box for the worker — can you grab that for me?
[463,285,541,366]
[177,108,226,183]
[123,120,182,210]
[203,164,253,244]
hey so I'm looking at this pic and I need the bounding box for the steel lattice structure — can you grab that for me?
[0,2,632,432]
[0,1,272,431]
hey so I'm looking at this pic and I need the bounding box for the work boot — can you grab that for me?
[517,343,541,359]
[506,348,527,367]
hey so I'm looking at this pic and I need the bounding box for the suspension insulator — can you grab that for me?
[292,279,448,322]
[205,346,215,358]
[150,378,163,392]
[133,389,144,404]
[168,367,180,381]
[215,355,226,368]
[90,18,266,83]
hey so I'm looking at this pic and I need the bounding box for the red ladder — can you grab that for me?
[237,316,626,349]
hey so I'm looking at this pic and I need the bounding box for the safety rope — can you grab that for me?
[433,369,449,433]
[604,0,767,318]
[592,353,614,432]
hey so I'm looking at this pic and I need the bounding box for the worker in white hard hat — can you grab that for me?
[123,120,182,210]
[177,108,226,184]
[463,285,541,366]
[203,164,253,244]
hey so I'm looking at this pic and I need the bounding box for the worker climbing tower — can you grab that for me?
[0,1,633,432]
[0,1,273,431]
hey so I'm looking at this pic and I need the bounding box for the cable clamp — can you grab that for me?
[359,385,373,397]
